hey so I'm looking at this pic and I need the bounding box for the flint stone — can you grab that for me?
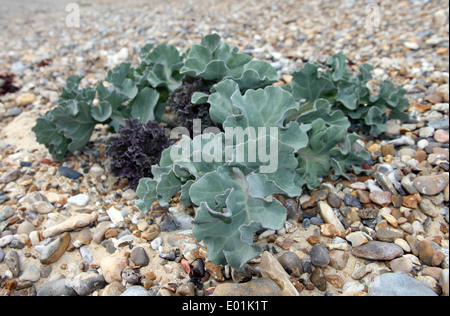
[368,273,437,296]
[37,278,79,296]
[42,213,98,238]
[413,173,449,196]
[351,241,404,260]
[68,272,106,296]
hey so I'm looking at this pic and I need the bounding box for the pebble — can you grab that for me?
[343,194,363,209]
[213,278,282,296]
[106,207,125,228]
[351,241,404,261]
[80,245,94,264]
[368,273,437,296]
[0,206,15,221]
[310,268,327,291]
[16,93,36,106]
[260,251,299,296]
[68,272,106,296]
[120,286,151,296]
[4,250,21,277]
[346,232,369,247]
[67,194,90,207]
[42,213,98,238]
[35,232,71,264]
[0,169,21,183]
[328,250,349,270]
[130,247,150,267]
[100,255,128,284]
[318,201,345,231]
[434,129,449,143]
[390,256,413,273]
[277,251,303,277]
[413,173,449,196]
[36,278,79,296]
[18,264,41,282]
[58,166,83,180]
[0,235,15,248]
[310,244,330,267]
[369,191,392,207]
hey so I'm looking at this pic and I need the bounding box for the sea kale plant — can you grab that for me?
[33,34,410,270]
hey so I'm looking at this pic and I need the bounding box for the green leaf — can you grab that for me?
[51,100,97,153]
[106,63,139,99]
[91,100,112,122]
[130,87,160,123]
[33,116,71,161]
[191,167,287,270]
[180,34,278,89]
[208,79,240,124]
[288,62,335,102]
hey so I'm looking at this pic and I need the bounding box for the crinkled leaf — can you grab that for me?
[191,167,287,270]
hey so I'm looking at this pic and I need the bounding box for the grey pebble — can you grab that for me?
[4,250,21,277]
[368,273,437,296]
[58,166,83,180]
[37,278,79,296]
[120,286,151,296]
[310,244,330,267]
[68,272,106,296]
[130,246,150,267]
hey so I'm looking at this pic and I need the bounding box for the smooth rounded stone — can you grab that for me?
[213,278,282,296]
[419,126,435,138]
[122,189,137,201]
[277,251,303,277]
[376,228,404,242]
[58,166,83,180]
[17,220,37,235]
[67,194,90,207]
[394,239,411,253]
[100,255,129,283]
[310,244,330,267]
[0,249,4,262]
[93,221,112,244]
[4,250,21,277]
[68,272,106,296]
[176,282,196,296]
[31,201,55,214]
[37,278,79,296]
[434,129,449,143]
[130,247,150,267]
[260,251,299,296]
[0,206,15,221]
[413,173,449,196]
[369,191,392,207]
[390,256,413,273]
[351,241,404,261]
[368,273,437,296]
[19,264,41,282]
[417,240,436,266]
[16,93,36,106]
[318,201,345,231]
[327,193,342,208]
[0,235,15,248]
[106,207,125,228]
[36,232,71,264]
[0,168,22,183]
[120,286,151,296]
[0,195,11,205]
[42,213,98,238]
